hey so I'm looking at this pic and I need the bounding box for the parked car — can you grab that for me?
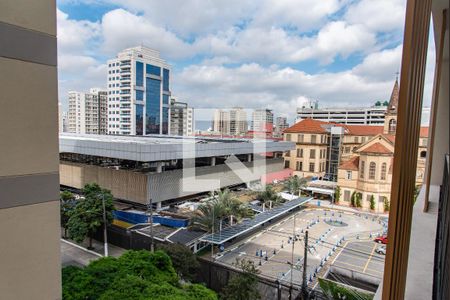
[374,236,388,244]
[375,246,386,255]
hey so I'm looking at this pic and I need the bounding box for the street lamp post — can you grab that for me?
[101,193,109,257]
[148,198,154,253]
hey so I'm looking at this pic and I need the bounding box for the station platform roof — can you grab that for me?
[59,133,294,162]
[200,196,311,245]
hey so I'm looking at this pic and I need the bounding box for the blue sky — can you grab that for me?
[56,0,434,124]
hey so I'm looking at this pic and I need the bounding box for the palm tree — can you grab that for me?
[284,176,307,196]
[191,195,224,233]
[191,189,253,232]
[219,189,252,226]
[259,185,283,208]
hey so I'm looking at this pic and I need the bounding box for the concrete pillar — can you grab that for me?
[248,154,252,162]
[211,157,216,166]
[156,162,163,173]
[156,202,162,210]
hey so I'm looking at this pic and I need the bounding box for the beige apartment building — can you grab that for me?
[0,1,61,299]
[283,80,429,212]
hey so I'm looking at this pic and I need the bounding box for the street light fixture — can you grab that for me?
[98,193,109,257]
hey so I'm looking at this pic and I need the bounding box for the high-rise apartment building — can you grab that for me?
[0,1,61,298]
[274,116,289,137]
[251,109,274,134]
[68,88,107,134]
[107,46,171,135]
[170,98,194,136]
[58,102,68,132]
[229,107,248,135]
[212,107,248,135]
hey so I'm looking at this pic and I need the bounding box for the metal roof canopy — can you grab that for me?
[200,197,311,245]
[303,186,335,196]
[59,133,294,162]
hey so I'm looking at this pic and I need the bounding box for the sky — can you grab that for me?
[56,0,435,125]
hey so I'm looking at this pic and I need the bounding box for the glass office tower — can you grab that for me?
[107,46,171,135]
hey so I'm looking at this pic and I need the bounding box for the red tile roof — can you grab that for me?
[340,156,360,171]
[284,118,329,133]
[420,127,429,137]
[360,142,393,154]
[345,125,384,136]
[383,134,396,143]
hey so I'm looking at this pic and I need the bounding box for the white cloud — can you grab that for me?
[353,45,403,80]
[174,62,395,122]
[57,9,101,54]
[101,9,194,59]
[345,0,406,32]
[252,0,343,31]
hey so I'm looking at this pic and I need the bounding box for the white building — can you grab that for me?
[296,106,387,125]
[58,103,68,133]
[251,109,274,134]
[107,46,171,135]
[274,116,289,137]
[212,107,248,136]
[68,89,107,134]
[170,98,194,136]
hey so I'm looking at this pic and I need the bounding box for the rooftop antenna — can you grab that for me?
[395,71,400,81]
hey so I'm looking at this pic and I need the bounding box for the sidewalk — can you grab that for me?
[60,238,126,267]
[306,200,389,218]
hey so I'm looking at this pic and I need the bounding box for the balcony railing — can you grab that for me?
[433,154,449,300]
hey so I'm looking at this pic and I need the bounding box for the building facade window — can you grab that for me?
[310,149,316,159]
[388,119,397,133]
[354,136,359,143]
[381,162,387,180]
[311,135,317,144]
[309,163,315,172]
[284,161,290,168]
[346,171,352,179]
[344,190,351,202]
[297,148,303,158]
[285,134,291,141]
[369,162,376,180]
[296,161,302,171]
[420,150,427,158]
[360,161,365,179]
[298,134,304,143]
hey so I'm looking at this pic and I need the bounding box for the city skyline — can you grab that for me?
[56,0,436,123]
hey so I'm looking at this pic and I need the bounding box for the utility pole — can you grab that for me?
[289,213,296,300]
[148,198,154,252]
[302,230,309,299]
[211,191,215,260]
[101,193,109,257]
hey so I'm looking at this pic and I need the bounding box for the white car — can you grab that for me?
[375,246,386,255]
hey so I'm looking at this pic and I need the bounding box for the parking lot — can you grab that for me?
[216,208,385,286]
[331,241,385,277]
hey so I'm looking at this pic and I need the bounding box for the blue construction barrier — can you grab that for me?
[113,210,188,228]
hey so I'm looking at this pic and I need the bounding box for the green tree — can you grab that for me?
[221,259,260,300]
[384,197,390,212]
[369,195,375,210]
[67,183,115,249]
[375,101,382,106]
[191,189,252,232]
[60,191,75,238]
[259,184,283,208]
[219,189,252,226]
[62,250,217,300]
[284,175,307,196]
[157,243,200,282]
[350,191,356,207]
[334,186,341,204]
[355,192,362,208]
[383,100,389,106]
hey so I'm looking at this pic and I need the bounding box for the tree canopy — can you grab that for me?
[258,184,283,207]
[66,183,115,248]
[157,243,200,282]
[284,176,307,196]
[191,189,252,233]
[220,259,261,300]
[62,250,217,300]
